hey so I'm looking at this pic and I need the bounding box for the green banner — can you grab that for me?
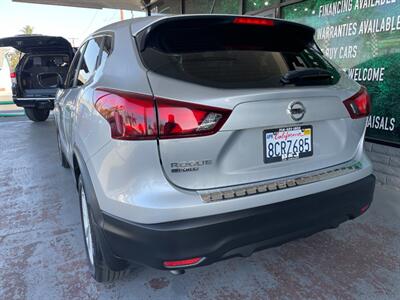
[282,0,400,146]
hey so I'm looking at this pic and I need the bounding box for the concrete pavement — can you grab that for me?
[0,118,399,300]
[0,94,24,116]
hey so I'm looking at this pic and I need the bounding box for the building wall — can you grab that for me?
[0,50,12,96]
[366,142,400,190]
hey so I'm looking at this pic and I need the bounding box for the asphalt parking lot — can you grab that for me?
[0,116,399,300]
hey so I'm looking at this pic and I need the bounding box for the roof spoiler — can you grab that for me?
[135,15,316,53]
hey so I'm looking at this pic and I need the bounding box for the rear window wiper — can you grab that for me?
[281,68,334,86]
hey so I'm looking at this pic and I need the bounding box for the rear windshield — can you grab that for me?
[139,17,340,89]
[23,55,70,69]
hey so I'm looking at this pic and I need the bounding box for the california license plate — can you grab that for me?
[264,126,313,163]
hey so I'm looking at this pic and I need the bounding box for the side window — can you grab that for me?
[97,36,113,71]
[76,37,102,86]
[65,45,84,88]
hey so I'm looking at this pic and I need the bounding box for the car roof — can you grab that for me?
[93,15,166,35]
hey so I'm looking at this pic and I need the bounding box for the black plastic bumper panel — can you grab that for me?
[100,175,375,270]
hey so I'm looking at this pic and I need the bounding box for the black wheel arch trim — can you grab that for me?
[73,145,128,269]
[72,146,103,225]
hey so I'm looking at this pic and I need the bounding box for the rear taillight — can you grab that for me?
[95,89,231,140]
[233,17,274,26]
[94,89,157,140]
[10,72,17,84]
[343,87,371,119]
[157,98,231,139]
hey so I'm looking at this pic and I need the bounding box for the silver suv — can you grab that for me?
[54,15,375,282]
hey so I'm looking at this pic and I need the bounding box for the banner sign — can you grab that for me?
[282,0,400,146]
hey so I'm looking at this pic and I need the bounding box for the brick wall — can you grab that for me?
[365,142,400,190]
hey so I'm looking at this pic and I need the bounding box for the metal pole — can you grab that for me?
[239,0,245,14]
[210,0,216,13]
[181,0,185,14]
[142,0,152,16]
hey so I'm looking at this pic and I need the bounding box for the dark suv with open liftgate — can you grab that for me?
[0,35,73,121]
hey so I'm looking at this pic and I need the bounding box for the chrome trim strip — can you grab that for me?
[199,161,362,203]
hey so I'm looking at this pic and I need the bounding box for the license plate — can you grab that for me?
[264,126,313,163]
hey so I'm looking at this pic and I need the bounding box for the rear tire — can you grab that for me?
[25,108,50,122]
[78,175,130,282]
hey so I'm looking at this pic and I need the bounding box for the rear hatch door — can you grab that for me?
[137,16,364,191]
[0,35,73,56]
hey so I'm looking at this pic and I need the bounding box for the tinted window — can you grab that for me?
[65,46,84,88]
[25,55,69,69]
[140,18,339,89]
[77,37,102,86]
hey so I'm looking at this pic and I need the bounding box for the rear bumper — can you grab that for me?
[13,97,54,109]
[98,174,375,270]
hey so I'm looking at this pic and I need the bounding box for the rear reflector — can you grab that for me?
[343,87,371,119]
[10,72,16,79]
[233,17,274,26]
[163,257,204,268]
[95,89,231,140]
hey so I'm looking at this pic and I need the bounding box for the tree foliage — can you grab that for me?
[20,25,34,35]
[5,25,34,71]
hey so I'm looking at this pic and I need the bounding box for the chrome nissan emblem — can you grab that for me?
[287,101,306,121]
